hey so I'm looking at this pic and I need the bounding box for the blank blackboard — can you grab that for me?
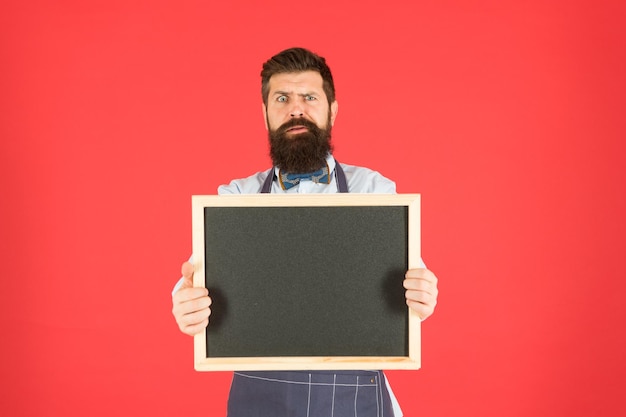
[191,194,421,371]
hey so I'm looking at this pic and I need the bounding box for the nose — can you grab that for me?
[289,101,304,118]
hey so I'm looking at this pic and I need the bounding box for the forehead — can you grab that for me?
[268,71,325,95]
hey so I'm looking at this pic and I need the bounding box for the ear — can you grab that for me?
[330,101,339,126]
[262,102,268,130]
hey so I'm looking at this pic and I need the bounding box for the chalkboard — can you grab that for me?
[191,194,421,371]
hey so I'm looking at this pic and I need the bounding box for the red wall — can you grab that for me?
[2,1,625,416]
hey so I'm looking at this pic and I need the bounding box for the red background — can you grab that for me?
[2,1,625,416]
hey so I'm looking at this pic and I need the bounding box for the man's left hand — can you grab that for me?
[404,268,439,320]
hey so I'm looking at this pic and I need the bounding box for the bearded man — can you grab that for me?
[172,47,439,417]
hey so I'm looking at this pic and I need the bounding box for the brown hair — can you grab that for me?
[261,47,336,106]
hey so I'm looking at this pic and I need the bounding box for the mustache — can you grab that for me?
[275,118,321,135]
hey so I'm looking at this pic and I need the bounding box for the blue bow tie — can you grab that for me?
[279,166,331,190]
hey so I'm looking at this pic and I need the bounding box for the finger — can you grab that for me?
[176,306,211,336]
[180,317,210,336]
[406,299,435,321]
[177,304,212,327]
[405,268,437,283]
[174,289,212,308]
[177,262,196,292]
[404,269,438,292]
[176,304,211,326]
[406,288,437,311]
[172,286,209,305]
[405,289,436,305]
[403,279,438,298]
[181,261,195,282]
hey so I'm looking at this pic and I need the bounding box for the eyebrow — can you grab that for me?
[272,91,319,97]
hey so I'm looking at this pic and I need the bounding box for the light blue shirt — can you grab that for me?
[218,154,397,194]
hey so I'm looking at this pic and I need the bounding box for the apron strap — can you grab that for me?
[260,160,348,193]
[335,161,349,193]
[259,167,275,194]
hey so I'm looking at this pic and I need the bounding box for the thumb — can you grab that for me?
[180,261,195,288]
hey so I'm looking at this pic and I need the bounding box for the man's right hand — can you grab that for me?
[172,261,212,336]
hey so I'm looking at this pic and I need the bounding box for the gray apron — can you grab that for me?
[226,161,395,416]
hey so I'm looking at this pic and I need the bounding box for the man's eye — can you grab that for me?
[305,95,316,101]
[277,96,287,102]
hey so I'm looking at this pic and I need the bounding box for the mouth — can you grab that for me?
[285,125,309,135]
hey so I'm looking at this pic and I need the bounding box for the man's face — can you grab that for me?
[263,71,339,173]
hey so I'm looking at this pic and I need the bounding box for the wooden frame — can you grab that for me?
[192,193,421,371]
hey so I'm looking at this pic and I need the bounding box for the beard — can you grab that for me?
[268,115,333,174]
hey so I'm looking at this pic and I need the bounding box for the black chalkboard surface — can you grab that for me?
[191,194,421,371]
